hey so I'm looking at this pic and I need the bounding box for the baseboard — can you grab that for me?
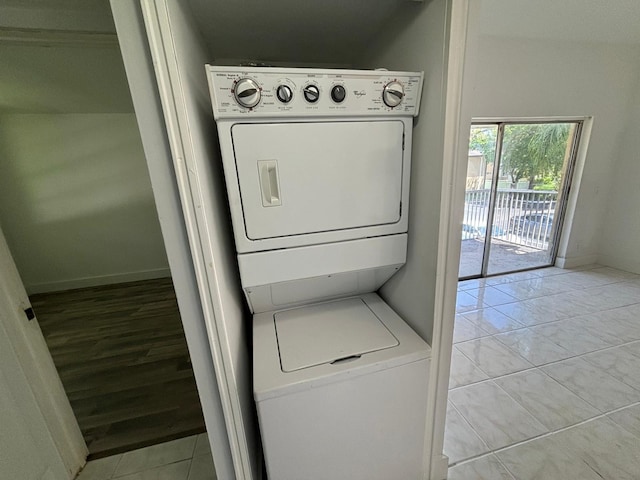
[597,254,640,275]
[25,268,172,294]
[430,454,450,480]
[555,254,598,269]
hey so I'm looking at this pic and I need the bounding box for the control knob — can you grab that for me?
[303,84,320,103]
[331,84,346,103]
[233,78,261,108]
[383,81,404,108]
[276,85,293,104]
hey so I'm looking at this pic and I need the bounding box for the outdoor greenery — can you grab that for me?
[469,125,497,169]
[469,123,573,190]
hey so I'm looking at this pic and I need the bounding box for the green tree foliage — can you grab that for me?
[501,123,571,189]
[469,126,497,166]
[468,123,572,191]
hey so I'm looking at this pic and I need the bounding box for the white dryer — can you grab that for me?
[207,66,430,480]
[207,66,424,313]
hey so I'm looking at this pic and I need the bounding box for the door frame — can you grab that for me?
[460,119,585,279]
[424,0,470,478]
[0,226,87,479]
[110,2,239,479]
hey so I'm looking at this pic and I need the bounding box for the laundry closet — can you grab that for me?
[110,1,463,479]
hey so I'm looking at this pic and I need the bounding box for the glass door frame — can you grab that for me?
[478,123,504,278]
[460,119,584,280]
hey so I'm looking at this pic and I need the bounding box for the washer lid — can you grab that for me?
[274,297,399,372]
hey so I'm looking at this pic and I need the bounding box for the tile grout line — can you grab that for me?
[489,370,551,431]
[458,287,637,330]
[448,266,640,470]
[451,285,640,390]
[449,375,548,466]
[458,271,639,314]
[105,435,199,480]
[111,458,193,479]
[449,399,640,469]
[185,434,199,480]
[110,453,124,479]
[453,334,537,382]
[496,398,640,453]
[448,342,640,457]
[492,453,518,480]
[446,398,492,461]
[449,332,640,393]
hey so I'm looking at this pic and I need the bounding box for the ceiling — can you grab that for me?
[190,0,640,66]
[1,0,639,114]
[189,0,406,66]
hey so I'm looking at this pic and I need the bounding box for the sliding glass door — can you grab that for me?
[459,121,582,279]
[458,125,497,278]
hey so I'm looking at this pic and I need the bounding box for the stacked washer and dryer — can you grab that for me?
[206,66,431,480]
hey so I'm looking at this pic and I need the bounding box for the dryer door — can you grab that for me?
[231,121,404,240]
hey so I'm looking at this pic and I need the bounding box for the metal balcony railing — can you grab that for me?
[463,189,558,250]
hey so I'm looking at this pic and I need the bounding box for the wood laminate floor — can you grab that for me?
[31,278,206,459]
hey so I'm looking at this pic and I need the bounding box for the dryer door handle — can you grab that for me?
[258,160,282,207]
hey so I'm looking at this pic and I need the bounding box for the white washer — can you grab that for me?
[253,293,430,480]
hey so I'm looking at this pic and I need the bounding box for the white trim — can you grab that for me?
[108,2,236,478]
[466,116,590,272]
[555,254,599,269]
[555,117,594,262]
[25,268,171,294]
[0,315,70,480]
[471,115,589,124]
[597,254,640,275]
[0,27,118,47]
[425,1,470,479]
[140,1,254,478]
[0,226,87,478]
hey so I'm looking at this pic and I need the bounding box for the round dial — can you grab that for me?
[331,84,346,103]
[303,84,320,103]
[276,85,293,104]
[382,81,404,108]
[233,78,261,108]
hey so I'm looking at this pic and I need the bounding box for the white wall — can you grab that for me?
[599,67,640,273]
[360,4,455,476]
[0,43,133,114]
[0,113,170,293]
[460,0,640,268]
[0,0,115,33]
[360,0,450,344]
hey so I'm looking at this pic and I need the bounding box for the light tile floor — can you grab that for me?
[447,265,640,479]
[75,433,216,480]
[459,239,551,279]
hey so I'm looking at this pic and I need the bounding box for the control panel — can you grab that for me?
[206,66,424,119]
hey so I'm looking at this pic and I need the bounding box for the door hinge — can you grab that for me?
[402,133,405,150]
[24,307,35,321]
[399,201,403,216]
